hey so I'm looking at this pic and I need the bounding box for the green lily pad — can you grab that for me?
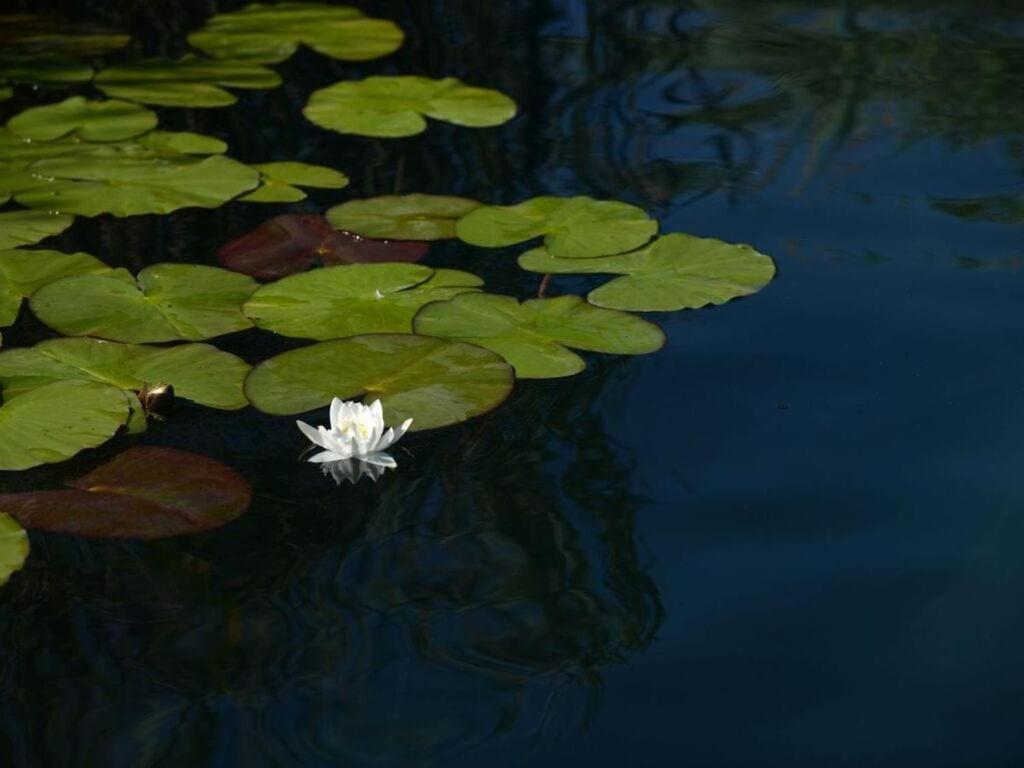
[244,263,481,340]
[0,248,111,327]
[0,446,252,539]
[326,194,481,240]
[95,55,282,108]
[14,151,260,217]
[0,87,11,102]
[6,97,158,142]
[135,130,227,155]
[456,196,657,259]
[304,76,517,138]
[241,161,349,203]
[30,264,258,343]
[244,333,514,430]
[188,2,404,64]
[518,233,776,312]
[0,338,250,410]
[413,293,665,379]
[0,210,74,250]
[0,513,28,587]
[0,380,130,471]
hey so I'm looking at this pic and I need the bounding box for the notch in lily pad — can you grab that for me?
[413,293,665,379]
[244,333,514,430]
[0,248,111,327]
[304,76,517,138]
[188,2,404,64]
[518,232,776,312]
[217,213,428,281]
[244,263,481,339]
[457,196,658,259]
[0,446,252,539]
[241,161,349,203]
[326,194,481,240]
[6,97,158,142]
[30,263,258,343]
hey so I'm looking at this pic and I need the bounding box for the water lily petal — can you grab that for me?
[296,419,326,448]
[308,449,345,463]
[330,397,344,430]
[376,417,413,451]
[360,451,397,469]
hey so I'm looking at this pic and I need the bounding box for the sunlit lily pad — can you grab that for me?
[244,333,514,430]
[95,55,282,108]
[0,380,130,471]
[31,264,257,343]
[188,2,404,64]
[7,97,158,142]
[0,210,74,250]
[241,161,349,203]
[0,446,252,539]
[0,248,111,327]
[456,196,657,259]
[14,151,260,217]
[326,194,481,240]
[0,513,28,587]
[244,263,481,339]
[0,338,250,410]
[304,76,517,138]
[413,293,665,379]
[217,213,428,280]
[518,233,776,312]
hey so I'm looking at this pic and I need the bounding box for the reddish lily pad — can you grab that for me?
[217,213,428,281]
[0,446,252,539]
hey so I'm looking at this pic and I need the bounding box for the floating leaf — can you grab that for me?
[0,380,130,471]
[244,263,481,340]
[244,334,513,430]
[0,514,28,587]
[31,264,257,343]
[518,233,776,312]
[0,87,12,102]
[0,446,252,539]
[14,151,260,217]
[217,214,428,280]
[0,210,74,250]
[241,161,349,203]
[0,338,250,410]
[326,194,481,240]
[95,55,281,108]
[189,2,404,64]
[456,196,657,259]
[135,130,227,155]
[413,293,665,379]
[6,97,158,142]
[0,248,111,327]
[304,76,517,138]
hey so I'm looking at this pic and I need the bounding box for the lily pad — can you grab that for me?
[217,214,428,281]
[7,97,158,142]
[14,151,260,217]
[1,87,13,102]
[456,196,657,259]
[0,210,74,250]
[0,446,252,539]
[0,338,250,410]
[413,293,665,379]
[518,233,776,312]
[0,380,130,471]
[0,248,111,327]
[326,194,481,240]
[95,55,282,108]
[0,514,28,587]
[241,161,349,203]
[244,333,514,430]
[30,264,258,343]
[243,263,481,339]
[188,2,404,64]
[304,76,517,138]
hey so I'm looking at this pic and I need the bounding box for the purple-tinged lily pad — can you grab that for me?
[0,446,252,539]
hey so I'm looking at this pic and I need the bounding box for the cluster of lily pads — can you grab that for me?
[0,3,775,586]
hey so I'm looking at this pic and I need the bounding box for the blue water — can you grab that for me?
[3,1,1024,766]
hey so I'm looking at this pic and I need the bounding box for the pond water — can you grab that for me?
[2,1,1024,766]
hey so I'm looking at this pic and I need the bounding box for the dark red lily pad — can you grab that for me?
[217,213,429,281]
[0,446,252,539]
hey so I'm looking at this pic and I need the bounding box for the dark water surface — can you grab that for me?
[3,1,1024,766]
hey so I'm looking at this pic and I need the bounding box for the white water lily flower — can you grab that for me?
[296,397,412,470]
